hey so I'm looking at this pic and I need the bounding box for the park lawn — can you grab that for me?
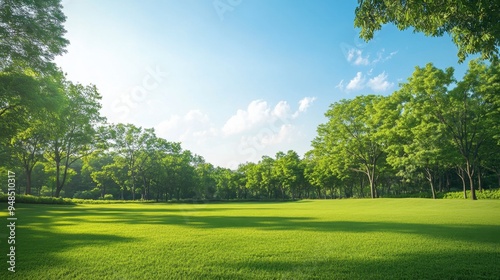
[1,199,500,279]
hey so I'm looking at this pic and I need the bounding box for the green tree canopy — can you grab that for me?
[0,0,69,72]
[354,0,500,62]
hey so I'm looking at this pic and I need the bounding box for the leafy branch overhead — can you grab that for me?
[354,0,500,62]
[0,0,69,72]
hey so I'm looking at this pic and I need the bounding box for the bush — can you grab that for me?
[73,188,100,200]
[443,189,500,199]
[73,190,94,199]
[103,194,114,200]
[40,186,53,197]
[0,194,73,204]
[0,194,155,204]
[383,192,436,198]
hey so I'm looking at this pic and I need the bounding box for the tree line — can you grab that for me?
[2,59,499,200]
[1,0,499,200]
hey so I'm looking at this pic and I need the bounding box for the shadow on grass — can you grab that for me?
[0,224,136,279]
[18,204,500,246]
[210,250,500,279]
[8,204,500,279]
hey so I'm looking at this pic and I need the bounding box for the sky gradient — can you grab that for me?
[55,0,477,168]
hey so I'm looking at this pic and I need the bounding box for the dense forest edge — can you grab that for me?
[1,1,500,202]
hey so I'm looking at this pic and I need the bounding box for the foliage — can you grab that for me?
[312,95,387,198]
[0,0,69,72]
[354,0,500,62]
[443,189,500,200]
[0,194,154,204]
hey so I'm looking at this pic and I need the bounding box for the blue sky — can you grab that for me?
[55,0,476,168]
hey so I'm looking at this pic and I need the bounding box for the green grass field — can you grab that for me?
[1,199,500,279]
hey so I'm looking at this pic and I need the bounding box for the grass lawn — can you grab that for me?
[1,199,500,279]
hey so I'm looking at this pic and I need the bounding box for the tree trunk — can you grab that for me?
[457,167,467,199]
[466,160,477,200]
[425,168,436,199]
[368,174,376,199]
[55,160,61,197]
[25,167,32,195]
[477,167,482,192]
[366,164,377,199]
[359,176,364,198]
[132,180,136,200]
[55,161,70,198]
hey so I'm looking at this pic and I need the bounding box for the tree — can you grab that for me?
[386,86,453,199]
[273,150,303,199]
[354,0,500,62]
[444,60,500,199]
[313,95,386,198]
[303,151,337,199]
[107,124,156,200]
[10,116,47,194]
[44,81,104,197]
[83,153,117,198]
[0,0,69,72]
[389,60,499,200]
[0,69,64,161]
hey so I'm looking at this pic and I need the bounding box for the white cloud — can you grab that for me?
[335,79,345,91]
[298,97,316,113]
[343,71,393,92]
[292,97,317,118]
[345,48,398,66]
[346,72,365,91]
[273,101,291,120]
[222,100,271,135]
[347,48,369,66]
[184,109,209,123]
[367,72,394,92]
[253,124,295,146]
[372,49,398,65]
[223,98,315,135]
[155,109,217,143]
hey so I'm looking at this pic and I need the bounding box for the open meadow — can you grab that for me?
[2,199,500,279]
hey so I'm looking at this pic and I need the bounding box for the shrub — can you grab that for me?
[0,194,155,204]
[103,194,114,200]
[40,186,53,197]
[443,189,500,199]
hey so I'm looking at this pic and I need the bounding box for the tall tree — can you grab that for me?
[273,150,303,199]
[313,95,386,198]
[386,86,454,199]
[44,81,104,197]
[10,116,47,194]
[108,124,156,200]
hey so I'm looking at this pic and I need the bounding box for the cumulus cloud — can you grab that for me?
[273,100,291,120]
[155,109,217,143]
[346,72,365,91]
[367,72,394,92]
[222,97,316,136]
[222,100,271,135]
[244,124,296,147]
[343,71,393,92]
[298,97,316,112]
